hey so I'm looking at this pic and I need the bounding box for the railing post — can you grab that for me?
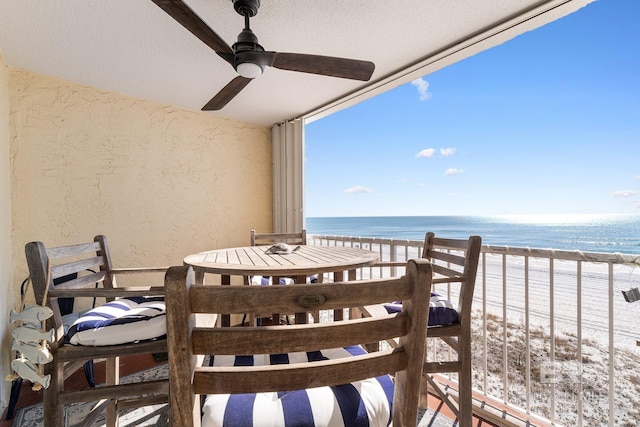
[608,261,614,427]
[390,240,397,277]
[576,260,583,427]
[549,257,555,424]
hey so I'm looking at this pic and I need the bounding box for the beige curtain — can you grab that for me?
[272,119,304,233]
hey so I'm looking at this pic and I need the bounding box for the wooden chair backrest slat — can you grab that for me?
[431,264,465,280]
[45,241,103,260]
[47,287,164,300]
[48,270,107,291]
[425,235,471,251]
[192,315,408,355]
[50,257,106,281]
[429,250,466,267]
[250,229,307,246]
[188,278,412,315]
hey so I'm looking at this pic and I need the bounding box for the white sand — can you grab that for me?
[318,242,640,425]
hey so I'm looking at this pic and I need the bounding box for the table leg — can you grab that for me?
[194,269,205,285]
[221,274,231,327]
[332,271,345,321]
[269,276,282,325]
[294,275,308,324]
[347,269,358,321]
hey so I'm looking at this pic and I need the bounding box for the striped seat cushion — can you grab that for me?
[65,296,166,346]
[250,275,319,286]
[384,293,458,326]
[202,346,394,427]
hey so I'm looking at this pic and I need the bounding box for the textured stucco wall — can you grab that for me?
[0,52,13,413]
[10,69,273,276]
[3,69,273,409]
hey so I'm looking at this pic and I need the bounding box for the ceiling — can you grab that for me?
[0,0,593,127]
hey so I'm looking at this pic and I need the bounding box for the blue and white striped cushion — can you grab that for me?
[202,345,394,427]
[384,293,458,326]
[66,296,166,346]
[250,275,319,286]
[250,276,295,286]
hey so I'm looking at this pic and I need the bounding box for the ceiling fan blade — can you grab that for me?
[202,76,252,111]
[151,0,234,65]
[272,53,375,81]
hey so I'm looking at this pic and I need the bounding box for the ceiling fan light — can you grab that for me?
[237,62,263,79]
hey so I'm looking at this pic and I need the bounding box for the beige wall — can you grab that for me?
[2,69,273,410]
[0,53,13,412]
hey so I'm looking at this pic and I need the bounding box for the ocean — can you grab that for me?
[306,214,640,254]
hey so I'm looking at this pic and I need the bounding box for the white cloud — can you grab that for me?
[448,192,458,197]
[445,168,464,176]
[440,147,456,157]
[613,190,637,198]
[411,78,432,101]
[416,148,435,158]
[344,185,373,194]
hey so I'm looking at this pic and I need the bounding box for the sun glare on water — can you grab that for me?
[493,213,634,225]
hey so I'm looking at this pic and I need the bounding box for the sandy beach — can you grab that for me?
[336,244,640,425]
[477,254,640,349]
[472,255,640,425]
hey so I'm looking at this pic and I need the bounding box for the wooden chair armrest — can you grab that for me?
[356,305,401,350]
[432,277,464,284]
[48,286,165,299]
[110,267,170,274]
[358,303,391,318]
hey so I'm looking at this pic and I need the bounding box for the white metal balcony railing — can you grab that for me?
[308,234,640,427]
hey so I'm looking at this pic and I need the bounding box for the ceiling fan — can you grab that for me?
[151,0,375,110]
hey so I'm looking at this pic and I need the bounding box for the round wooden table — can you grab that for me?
[183,245,379,325]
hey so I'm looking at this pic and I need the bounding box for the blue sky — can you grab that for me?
[305,0,640,218]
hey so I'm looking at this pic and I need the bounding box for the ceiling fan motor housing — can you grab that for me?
[233,26,268,73]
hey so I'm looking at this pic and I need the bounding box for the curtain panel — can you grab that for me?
[272,119,304,233]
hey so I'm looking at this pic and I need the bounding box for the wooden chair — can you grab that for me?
[24,235,170,427]
[248,229,319,324]
[165,259,433,427]
[419,232,482,427]
[359,232,482,427]
[250,229,307,247]
[248,229,311,287]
